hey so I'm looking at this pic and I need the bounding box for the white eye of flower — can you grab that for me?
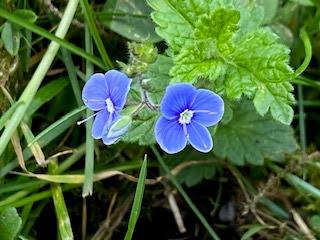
[179,109,194,124]
[106,98,115,113]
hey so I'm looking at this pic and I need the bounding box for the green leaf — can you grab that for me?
[0,207,22,240]
[170,8,239,83]
[149,1,295,124]
[214,100,298,165]
[147,0,198,51]
[1,22,20,56]
[14,9,37,23]
[226,29,295,124]
[101,0,161,42]
[146,55,172,104]
[171,41,227,83]
[122,109,159,145]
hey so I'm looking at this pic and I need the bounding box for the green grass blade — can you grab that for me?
[151,146,221,240]
[20,122,46,167]
[240,225,269,240]
[28,105,86,146]
[57,144,86,174]
[269,163,320,199]
[49,161,74,240]
[0,8,105,69]
[0,0,80,158]
[0,101,24,131]
[80,0,113,68]
[82,25,95,197]
[0,185,77,211]
[60,49,83,107]
[124,156,147,240]
[25,77,69,120]
[0,107,85,177]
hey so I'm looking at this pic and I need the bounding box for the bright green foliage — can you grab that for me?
[148,1,295,124]
[0,207,22,240]
[147,0,197,52]
[214,101,297,165]
[170,8,239,83]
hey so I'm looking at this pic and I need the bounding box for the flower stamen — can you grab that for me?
[106,98,115,113]
[179,109,194,124]
[77,112,98,125]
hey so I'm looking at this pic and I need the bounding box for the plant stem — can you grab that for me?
[293,29,312,78]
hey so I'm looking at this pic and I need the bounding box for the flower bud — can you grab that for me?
[103,115,132,144]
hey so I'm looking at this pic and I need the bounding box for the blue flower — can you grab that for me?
[155,83,224,154]
[82,70,131,144]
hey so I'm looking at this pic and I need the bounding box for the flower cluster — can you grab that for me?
[81,71,224,154]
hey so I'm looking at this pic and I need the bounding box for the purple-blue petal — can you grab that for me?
[155,117,187,154]
[160,83,197,119]
[105,70,132,110]
[102,135,121,145]
[92,109,109,139]
[190,89,224,127]
[102,119,130,145]
[92,110,119,140]
[187,121,213,153]
[82,73,109,111]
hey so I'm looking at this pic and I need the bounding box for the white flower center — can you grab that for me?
[179,109,194,124]
[106,98,115,113]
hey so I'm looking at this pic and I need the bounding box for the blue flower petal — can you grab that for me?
[160,83,197,119]
[155,117,187,154]
[187,121,213,153]
[191,89,224,127]
[102,117,131,145]
[105,70,132,110]
[82,73,109,111]
[92,109,109,139]
[92,109,119,140]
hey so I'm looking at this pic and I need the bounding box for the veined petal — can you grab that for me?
[92,109,109,139]
[187,121,213,153]
[82,73,109,111]
[155,117,187,154]
[105,70,132,110]
[160,83,197,119]
[102,116,131,145]
[191,89,224,127]
[102,135,121,145]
